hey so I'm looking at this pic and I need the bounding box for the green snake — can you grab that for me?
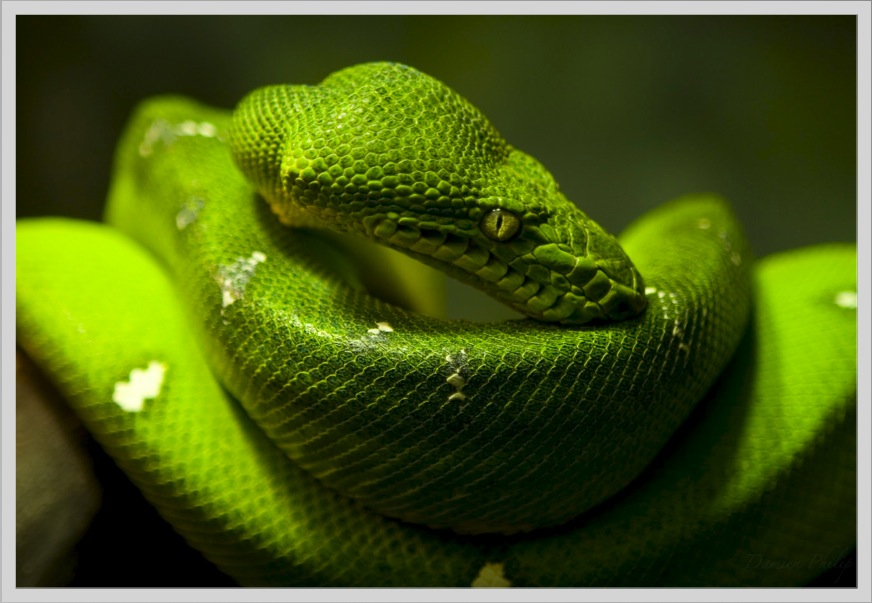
[16,62,856,586]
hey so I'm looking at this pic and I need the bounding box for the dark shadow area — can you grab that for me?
[68,438,238,587]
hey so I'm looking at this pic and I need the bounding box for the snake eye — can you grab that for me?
[480,209,521,242]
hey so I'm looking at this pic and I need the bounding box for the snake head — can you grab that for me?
[230,62,646,324]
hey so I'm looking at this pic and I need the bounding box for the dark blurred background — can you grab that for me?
[18,15,856,250]
[15,15,857,586]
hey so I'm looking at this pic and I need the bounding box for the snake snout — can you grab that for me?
[492,211,647,324]
[568,225,647,323]
[591,259,648,320]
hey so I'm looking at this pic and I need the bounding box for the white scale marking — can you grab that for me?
[367,322,394,335]
[139,119,218,157]
[471,562,512,587]
[176,197,204,230]
[112,361,167,412]
[217,252,266,308]
[834,290,857,309]
[446,349,469,402]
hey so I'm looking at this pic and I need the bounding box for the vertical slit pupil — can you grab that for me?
[481,208,520,241]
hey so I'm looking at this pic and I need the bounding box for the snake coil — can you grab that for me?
[16,62,856,586]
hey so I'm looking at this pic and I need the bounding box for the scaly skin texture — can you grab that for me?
[15,63,856,585]
[231,63,646,324]
[102,93,751,535]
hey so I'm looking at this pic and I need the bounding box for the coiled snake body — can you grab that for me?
[16,63,856,586]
